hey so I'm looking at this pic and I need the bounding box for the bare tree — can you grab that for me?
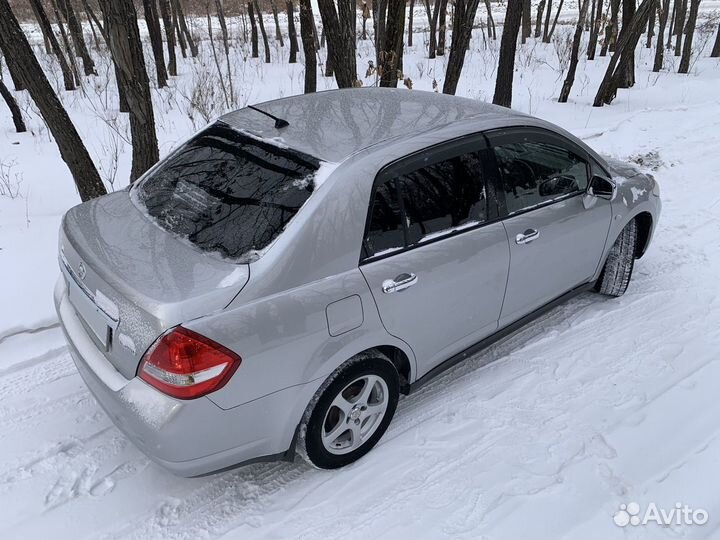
[248,1,259,57]
[379,0,405,87]
[618,0,636,88]
[172,0,198,57]
[0,72,26,133]
[437,0,449,54]
[653,0,670,70]
[493,0,523,107]
[271,1,285,46]
[587,0,603,58]
[543,0,552,41]
[535,0,546,38]
[58,0,96,76]
[51,0,81,85]
[408,0,414,46]
[444,0,481,94]
[712,23,720,57]
[29,0,76,90]
[673,0,687,55]
[158,0,178,76]
[485,0,497,39]
[601,0,621,54]
[100,0,160,181]
[423,0,446,58]
[172,0,188,57]
[287,0,299,62]
[645,0,655,47]
[559,0,591,102]
[143,0,168,87]
[299,0,317,92]
[254,0,272,62]
[0,0,105,200]
[594,0,653,106]
[215,0,231,54]
[678,0,699,73]
[521,0,532,42]
[546,0,565,42]
[317,0,358,87]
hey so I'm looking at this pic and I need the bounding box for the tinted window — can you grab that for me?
[133,123,320,261]
[399,152,486,244]
[493,140,588,214]
[365,180,404,256]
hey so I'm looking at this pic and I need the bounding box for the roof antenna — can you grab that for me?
[247,105,290,129]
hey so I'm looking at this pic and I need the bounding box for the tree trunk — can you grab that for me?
[317,0,358,87]
[559,0,590,102]
[339,0,357,66]
[100,0,159,182]
[159,0,178,76]
[82,0,107,45]
[547,0,565,42]
[0,0,105,200]
[254,0,272,62]
[535,0,546,38]
[521,0,531,42]
[437,0,448,55]
[379,0,405,87]
[667,0,676,47]
[674,0,687,55]
[653,0,670,70]
[712,23,720,57]
[408,0,414,46]
[587,0,603,59]
[50,0,81,85]
[271,1,285,46]
[423,0,445,58]
[594,0,653,106]
[1,43,26,91]
[287,0,299,62]
[143,0,168,87]
[29,0,76,91]
[248,1,259,57]
[678,0,699,73]
[172,0,198,57]
[172,0,188,57]
[493,0,523,106]
[58,0,96,76]
[0,77,27,133]
[216,0,231,54]
[601,0,621,54]
[616,0,636,88]
[444,0,481,94]
[299,0,317,92]
[485,0,496,39]
[543,0,552,41]
[645,0,655,47]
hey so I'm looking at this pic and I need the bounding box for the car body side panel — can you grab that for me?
[185,267,417,410]
[361,224,510,378]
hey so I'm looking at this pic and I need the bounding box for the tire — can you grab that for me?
[299,355,400,469]
[594,219,638,297]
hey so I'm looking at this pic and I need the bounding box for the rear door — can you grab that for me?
[359,136,511,378]
[486,128,612,326]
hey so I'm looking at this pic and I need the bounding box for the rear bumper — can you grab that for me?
[54,276,311,477]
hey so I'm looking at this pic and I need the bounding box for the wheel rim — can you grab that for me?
[321,374,389,456]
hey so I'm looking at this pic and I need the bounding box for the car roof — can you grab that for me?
[220,88,526,163]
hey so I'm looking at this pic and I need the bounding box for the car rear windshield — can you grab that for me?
[132,122,321,261]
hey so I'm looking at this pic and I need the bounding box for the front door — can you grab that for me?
[360,138,510,378]
[486,128,613,326]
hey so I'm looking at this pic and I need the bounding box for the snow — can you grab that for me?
[2,7,720,540]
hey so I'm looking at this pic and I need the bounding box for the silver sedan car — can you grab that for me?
[55,88,661,475]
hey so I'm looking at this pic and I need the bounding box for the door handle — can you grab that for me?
[382,273,418,294]
[515,229,540,245]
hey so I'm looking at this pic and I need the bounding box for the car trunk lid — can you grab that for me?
[59,191,249,380]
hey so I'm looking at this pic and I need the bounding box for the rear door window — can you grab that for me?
[132,122,320,261]
[363,149,488,259]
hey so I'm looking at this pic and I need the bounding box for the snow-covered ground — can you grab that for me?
[1,9,720,540]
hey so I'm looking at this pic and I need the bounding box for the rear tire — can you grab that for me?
[595,219,638,297]
[299,356,399,470]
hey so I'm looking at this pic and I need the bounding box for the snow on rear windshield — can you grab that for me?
[132,122,321,261]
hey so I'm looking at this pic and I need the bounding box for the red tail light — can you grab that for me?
[139,327,241,399]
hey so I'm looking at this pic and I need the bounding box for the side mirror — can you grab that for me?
[588,175,615,200]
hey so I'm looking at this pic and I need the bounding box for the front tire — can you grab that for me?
[300,356,399,469]
[595,219,638,297]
